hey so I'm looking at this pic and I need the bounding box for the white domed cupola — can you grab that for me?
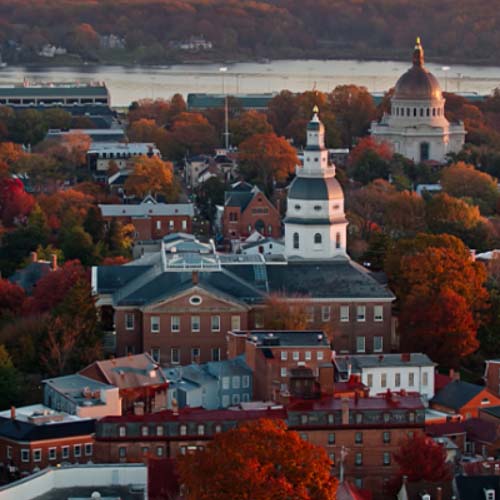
[370,37,466,163]
[285,107,348,260]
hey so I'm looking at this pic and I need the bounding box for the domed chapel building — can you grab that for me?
[370,38,466,163]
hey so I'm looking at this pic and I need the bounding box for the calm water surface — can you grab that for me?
[0,59,500,106]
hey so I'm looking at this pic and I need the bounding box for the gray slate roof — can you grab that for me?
[0,85,108,97]
[264,259,394,299]
[248,330,330,347]
[431,380,486,411]
[335,353,434,372]
[99,203,194,217]
[224,191,254,211]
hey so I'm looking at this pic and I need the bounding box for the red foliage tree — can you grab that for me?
[0,177,35,226]
[348,136,393,167]
[400,287,479,366]
[101,256,131,266]
[24,260,88,314]
[0,279,26,321]
[394,434,452,483]
[177,418,337,500]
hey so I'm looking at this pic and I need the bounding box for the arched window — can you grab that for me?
[293,233,299,249]
[336,233,341,249]
[432,108,436,116]
[413,108,417,117]
[314,233,322,244]
[406,108,410,117]
[420,108,424,117]
[426,108,430,117]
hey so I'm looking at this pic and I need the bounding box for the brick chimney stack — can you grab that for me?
[51,253,58,270]
[10,406,16,420]
[192,271,199,285]
[31,251,37,263]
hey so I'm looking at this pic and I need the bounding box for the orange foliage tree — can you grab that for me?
[230,110,273,145]
[176,419,338,500]
[441,161,499,214]
[394,434,452,483]
[124,156,176,201]
[238,132,298,194]
[386,234,488,366]
[263,293,310,331]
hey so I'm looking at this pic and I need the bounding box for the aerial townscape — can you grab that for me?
[3,3,500,500]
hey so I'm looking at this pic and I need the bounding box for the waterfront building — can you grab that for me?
[370,38,465,163]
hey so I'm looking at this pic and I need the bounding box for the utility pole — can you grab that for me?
[224,94,229,151]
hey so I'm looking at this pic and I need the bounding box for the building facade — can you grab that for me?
[99,197,194,241]
[370,38,465,163]
[223,182,282,243]
[0,405,95,479]
[334,353,436,400]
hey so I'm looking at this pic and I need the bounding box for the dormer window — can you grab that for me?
[485,489,495,500]
[314,205,321,211]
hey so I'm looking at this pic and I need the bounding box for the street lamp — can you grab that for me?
[442,66,450,92]
[219,66,228,94]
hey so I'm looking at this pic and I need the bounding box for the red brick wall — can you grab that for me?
[222,192,281,241]
[141,290,249,365]
[0,435,94,474]
[486,362,500,395]
[102,215,192,241]
[114,309,143,357]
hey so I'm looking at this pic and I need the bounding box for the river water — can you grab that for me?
[0,59,500,107]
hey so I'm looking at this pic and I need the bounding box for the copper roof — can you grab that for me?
[393,38,442,101]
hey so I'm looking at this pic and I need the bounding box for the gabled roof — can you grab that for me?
[224,190,254,211]
[80,353,168,389]
[99,202,194,218]
[431,380,487,411]
[9,261,52,292]
[335,353,434,372]
[94,265,152,294]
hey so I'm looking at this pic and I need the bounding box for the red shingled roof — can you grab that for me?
[100,406,287,424]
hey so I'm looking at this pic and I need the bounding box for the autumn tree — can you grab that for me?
[127,118,171,156]
[170,112,217,158]
[0,345,22,409]
[394,434,452,483]
[238,133,298,194]
[386,234,488,366]
[348,137,393,184]
[177,419,338,500]
[0,177,35,226]
[230,110,273,145]
[0,279,26,323]
[124,156,177,200]
[9,109,48,145]
[329,85,377,147]
[263,294,310,331]
[441,162,499,214]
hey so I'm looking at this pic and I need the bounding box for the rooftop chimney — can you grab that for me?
[436,486,442,500]
[133,401,144,416]
[51,253,58,271]
[10,406,16,420]
[192,271,199,285]
[31,251,37,263]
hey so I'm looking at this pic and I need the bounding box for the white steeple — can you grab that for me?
[284,108,348,260]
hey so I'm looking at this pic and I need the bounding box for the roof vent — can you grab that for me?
[317,334,323,342]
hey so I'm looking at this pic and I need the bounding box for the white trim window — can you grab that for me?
[280,367,287,378]
[61,446,69,459]
[321,306,331,322]
[211,347,220,361]
[191,316,200,332]
[232,376,240,389]
[340,305,349,322]
[374,336,383,353]
[33,449,42,462]
[305,351,312,361]
[211,315,220,332]
[125,313,134,330]
[191,347,200,362]
[48,447,57,460]
[356,305,366,322]
[73,445,81,458]
[281,351,288,361]
[21,449,29,462]
[374,305,384,322]
[171,316,180,333]
[242,375,250,388]
[85,443,93,457]
[231,315,241,331]
[151,347,160,363]
[306,306,314,323]
[171,347,180,364]
[150,316,160,333]
[356,336,366,353]
[317,351,324,361]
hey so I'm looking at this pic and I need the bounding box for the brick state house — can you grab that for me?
[92,110,395,365]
